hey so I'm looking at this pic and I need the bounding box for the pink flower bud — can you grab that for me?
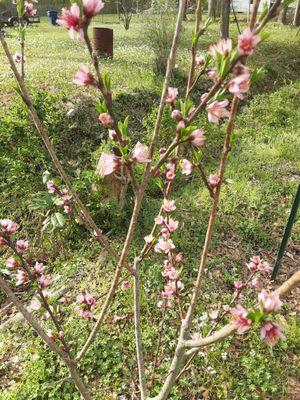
[16,239,29,253]
[121,280,131,290]
[165,87,178,104]
[189,128,206,147]
[98,113,114,126]
[108,129,118,141]
[209,175,220,187]
[171,109,182,121]
[181,159,193,176]
[177,120,186,131]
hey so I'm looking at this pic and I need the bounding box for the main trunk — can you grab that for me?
[220,0,230,38]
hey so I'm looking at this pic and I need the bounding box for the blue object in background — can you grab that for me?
[46,10,58,25]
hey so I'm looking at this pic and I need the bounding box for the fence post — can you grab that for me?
[271,185,300,280]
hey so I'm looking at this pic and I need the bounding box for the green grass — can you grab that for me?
[0,14,300,400]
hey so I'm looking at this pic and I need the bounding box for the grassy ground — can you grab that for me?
[0,14,300,400]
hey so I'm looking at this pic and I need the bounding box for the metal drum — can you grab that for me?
[93,27,113,58]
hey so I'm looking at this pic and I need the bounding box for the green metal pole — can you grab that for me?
[271,184,300,281]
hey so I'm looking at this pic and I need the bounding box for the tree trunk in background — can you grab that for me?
[208,0,217,19]
[220,0,230,38]
[278,6,288,24]
[294,0,300,26]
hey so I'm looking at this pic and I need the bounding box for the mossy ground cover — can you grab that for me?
[0,14,299,400]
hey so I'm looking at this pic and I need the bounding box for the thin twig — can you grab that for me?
[0,276,91,400]
[133,257,147,399]
[76,0,186,361]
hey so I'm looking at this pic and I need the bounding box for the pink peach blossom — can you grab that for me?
[64,205,72,214]
[196,54,205,67]
[228,74,250,100]
[166,87,178,104]
[161,227,170,239]
[46,329,55,340]
[257,261,272,275]
[34,262,45,274]
[258,290,282,313]
[207,68,218,80]
[144,234,154,244]
[234,280,244,290]
[249,277,260,289]
[0,219,18,235]
[6,257,20,269]
[230,304,252,334]
[30,298,42,311]
[206,100,230,125]
[181,159,193,175]
[162,283,176,298]
[209,38,232,58]
[0,236,7,246]
[16,239,29,253]
[16,270,28,286]
[13,51,26,64]
[175,253,183,264]
[154,238,175,254]
[46,180,57,194]
[163,199,176,212]
[74,65,95,86]
[189,128,206,147]
[132,142,151,163]
[121,280,131,290]
[238,28,260,56]
[25,1,37,15]
[233,64,250,76]
[97,152,120,177]
[57,4,83,41]
[39,275,52,288]
[98,112,114,126]
[166,218,179,232]
[260,321,285,347]
[82,0,104,19]
[154,215,164,225]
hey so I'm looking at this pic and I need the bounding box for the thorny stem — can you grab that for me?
[0,276,91,400]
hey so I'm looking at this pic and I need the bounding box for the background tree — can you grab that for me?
[220,0,230,37]
[208,0,217,19]
[293,0,300,26]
